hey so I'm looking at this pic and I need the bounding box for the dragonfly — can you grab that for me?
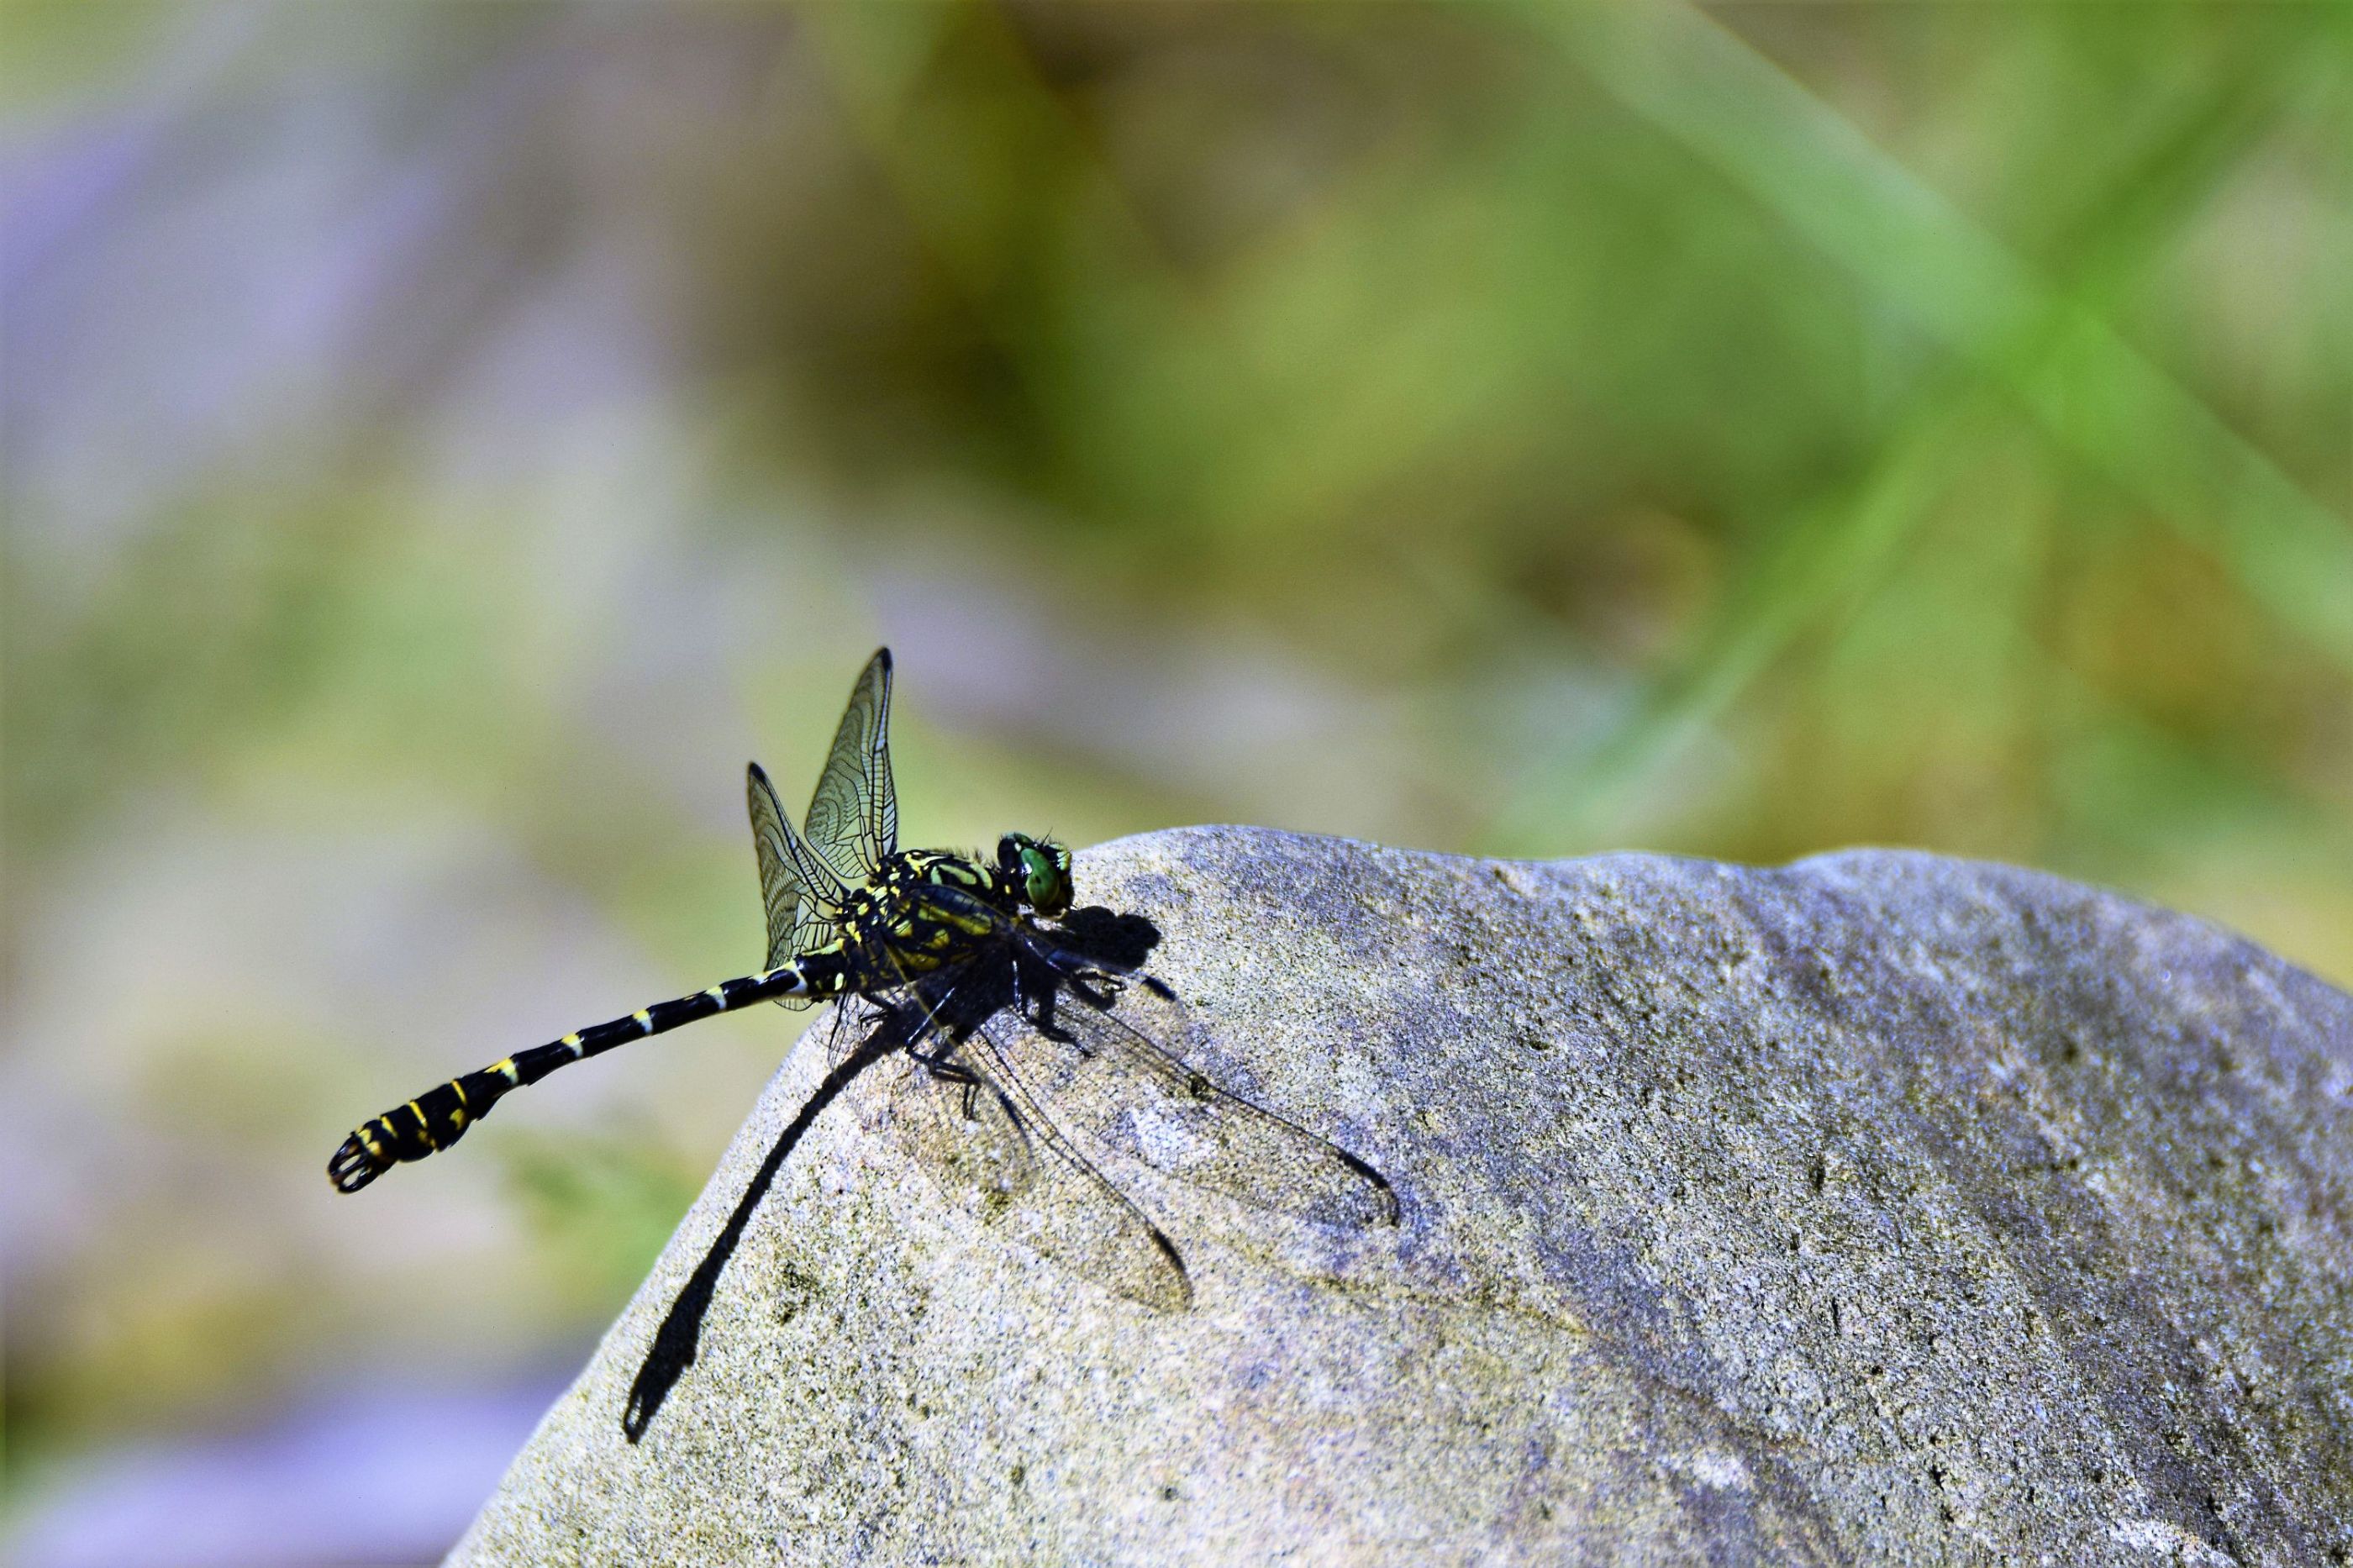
[328,648,1396,1308]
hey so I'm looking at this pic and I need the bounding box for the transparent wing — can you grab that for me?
[747,761,847,1008]
[881,884,1398,1229]
[803,647,898,884]
[1001,933,1399,1230]
[861,991,1192,1312]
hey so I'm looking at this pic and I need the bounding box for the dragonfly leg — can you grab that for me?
[908,1045,986,1119]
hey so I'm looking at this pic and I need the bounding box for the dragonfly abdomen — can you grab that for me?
[326,953,847,1193]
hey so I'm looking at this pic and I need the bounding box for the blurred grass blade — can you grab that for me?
[1485,392,1985,851]
[1486,0,2352,851]
[1533,2,2353,671]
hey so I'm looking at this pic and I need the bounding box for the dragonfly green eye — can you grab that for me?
[998,834,1072,915]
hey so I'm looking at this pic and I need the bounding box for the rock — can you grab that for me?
[451,829,2353,1565]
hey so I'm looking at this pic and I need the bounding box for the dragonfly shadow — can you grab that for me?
[1043,905,1161,971]
[619,1015,901,1443]
[619,907,1161,1443]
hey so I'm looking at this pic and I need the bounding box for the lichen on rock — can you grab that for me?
[453,829,2353,1565]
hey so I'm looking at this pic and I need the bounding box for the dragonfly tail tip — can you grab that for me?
[326,1134,386,1194]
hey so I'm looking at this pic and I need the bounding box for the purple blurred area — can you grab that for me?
[5,5,690,547]
[8,1374,569,1568]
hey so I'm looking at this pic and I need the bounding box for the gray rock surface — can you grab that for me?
[452,829,2353,1566]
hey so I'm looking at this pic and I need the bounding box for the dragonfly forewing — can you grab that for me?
[1000,939,1400,1231]
[803,647,898,885]
[860,999,1192,1313]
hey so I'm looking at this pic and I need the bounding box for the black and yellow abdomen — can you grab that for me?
[325,849,1024,1193]
[326,954,850,1192]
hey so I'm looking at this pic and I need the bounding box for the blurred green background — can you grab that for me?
[4,3,2348,1561]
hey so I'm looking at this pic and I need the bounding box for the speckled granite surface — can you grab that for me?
[453,829,2353,1565]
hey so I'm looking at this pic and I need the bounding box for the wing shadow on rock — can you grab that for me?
[619,907,1162,1442]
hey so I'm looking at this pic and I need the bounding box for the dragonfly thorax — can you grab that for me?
[862,850,1003,912]
[828,847,1048,986]
[848,842,1069,922]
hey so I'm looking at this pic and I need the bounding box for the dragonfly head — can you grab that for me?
[997,833,1072,916]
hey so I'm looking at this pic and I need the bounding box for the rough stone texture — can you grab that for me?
[453,829,2353,1566]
